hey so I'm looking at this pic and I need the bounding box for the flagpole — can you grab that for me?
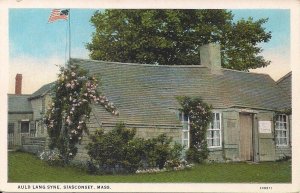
[68,9,71,64]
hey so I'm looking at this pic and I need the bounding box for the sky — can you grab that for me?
[8,9,290,94]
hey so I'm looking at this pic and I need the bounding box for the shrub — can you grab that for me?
[142,134,172,169]
[86,123,185,174]
[165,142,185,169]
[39,149,64,166]
[86,123,141,174]
[186,146,209,163]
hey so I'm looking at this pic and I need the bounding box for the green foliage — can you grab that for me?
[39,150,64,167]
[44,63,118,165]
[87,9,271,71]
[186,147,209,163]
[86,123,183,174]
[143,134,173,169]
[164,143,185,169]
[87,123,142,174]
[177,96,212,163]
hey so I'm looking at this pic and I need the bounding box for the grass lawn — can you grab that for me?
[8,151,291,183]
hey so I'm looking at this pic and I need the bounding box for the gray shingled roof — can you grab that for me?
[71,58,289,125]
[276,72,291,109]
[8,94,32,113]
[29,82,55,99]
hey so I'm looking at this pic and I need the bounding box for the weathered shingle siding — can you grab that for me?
[30,98,43,120]
[8,94,32,113]
[276,72,291,110]
[8,113,33,147]
[74,105,182,162]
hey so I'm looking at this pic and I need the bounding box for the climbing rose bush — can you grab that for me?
[44,63,118,165]
[177,96,213,163]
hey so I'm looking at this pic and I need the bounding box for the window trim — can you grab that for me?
[207,112,222,148]
[275,114,289,147]
[180,112,190,149]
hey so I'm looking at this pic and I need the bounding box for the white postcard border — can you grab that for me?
[1,0,299,192]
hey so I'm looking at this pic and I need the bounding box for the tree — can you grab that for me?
[87,9,271,71]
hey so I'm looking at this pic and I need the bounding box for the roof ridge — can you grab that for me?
[73,58,280,77]
[222,68,272,77]
[7,94,32,96]
[29,81,55,99]
[276,71,292,84]
[72,58,208,68]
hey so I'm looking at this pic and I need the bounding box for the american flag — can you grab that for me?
[48,9,69,23]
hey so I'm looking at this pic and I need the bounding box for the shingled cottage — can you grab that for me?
[8,43,292,162]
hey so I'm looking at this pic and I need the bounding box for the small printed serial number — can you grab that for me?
[260,186,272,190]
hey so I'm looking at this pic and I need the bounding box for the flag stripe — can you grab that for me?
[48,9,69,23]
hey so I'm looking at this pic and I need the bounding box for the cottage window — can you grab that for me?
[275,114,288,146]
[20,121,30,133]
[180,112,190,149]
[207,112,222,148]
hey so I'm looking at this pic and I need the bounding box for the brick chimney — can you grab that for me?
[200,43,222,75]
[15,74,22,95]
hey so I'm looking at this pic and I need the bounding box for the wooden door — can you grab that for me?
[239,113,253,161]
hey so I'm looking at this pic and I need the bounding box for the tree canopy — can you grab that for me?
[87,9,271,71]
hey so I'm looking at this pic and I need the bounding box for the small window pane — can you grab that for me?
[183,140,188,147]
[282,138,287,145]
[282,131,287,137]
[214,130,220,137]
[21,122,29,133]
[208,131,212,138]
[283,115,286,122]
[183,114,188,122]
[216,113,220,121]
[277,130,282,137]
[183,131,189,139]
[179,112,182,121]
[214,138,220,146]
[216,121,220,129]
[183,123,188,130]
[283,123,287,130]
[208,139,212,147]
[276,138,280,144]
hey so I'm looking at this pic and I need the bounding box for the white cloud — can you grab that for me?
[250,46,291,81]
[9,55,62,94]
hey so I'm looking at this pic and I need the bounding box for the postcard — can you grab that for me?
[0,0,299,192]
